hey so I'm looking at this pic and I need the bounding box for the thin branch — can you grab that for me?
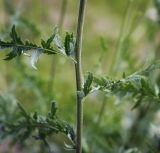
[74,0,87,153]
[48,0,68,94]
[42,138,54,153]
[96,96,107,124]
[110,0,134,74]
[58,0,67,31]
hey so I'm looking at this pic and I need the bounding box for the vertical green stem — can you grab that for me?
[75,0,87,153]
[48,0,67,93]
[96,96,107,124]
[58,0,67,31]
[110,0,133,74]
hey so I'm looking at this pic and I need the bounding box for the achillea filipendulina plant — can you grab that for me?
[0,0,160,153]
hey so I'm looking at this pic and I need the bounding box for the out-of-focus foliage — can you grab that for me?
[0,95,75,153]
[2,102,75,142]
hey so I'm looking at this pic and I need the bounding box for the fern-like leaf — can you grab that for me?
[89,61,160,107]
[0,25,76,68]
[83,72,94,96]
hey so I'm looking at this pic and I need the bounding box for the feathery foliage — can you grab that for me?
[1,101,75,147]
[83,72,94,96]
[84,61,160,107]
[0,25,76,68]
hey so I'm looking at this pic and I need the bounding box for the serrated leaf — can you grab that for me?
[64,32,75,56]
[0,101,74,149]
[33,112,38,120]
[49,101,58,118]
[83,72,93,96]
[131,96,143,110]
[41,27,57,50]
[137,60,160,76]
[10,25,23,44]
[92,61,160,105]
[65,125,75,142]
[17,103,30,121]
[0,25,76,65]
[4,48,19,60]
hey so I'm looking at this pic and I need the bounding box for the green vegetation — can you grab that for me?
[0,0,160,153]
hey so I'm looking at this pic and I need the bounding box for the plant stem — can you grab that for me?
[58,0,67,31]
[110,0,133,74]
[96,96,107,124]
[125,103,151,148]
[48,0,68,93]
[42,138,53,153]
[75,0,87,153]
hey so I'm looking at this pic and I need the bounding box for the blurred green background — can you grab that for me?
[0,0,160,153]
